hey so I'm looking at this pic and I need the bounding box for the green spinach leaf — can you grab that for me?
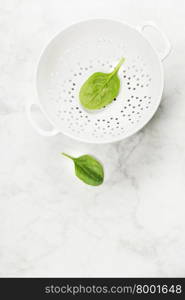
[79,57,125,110]
[62,153,104,186]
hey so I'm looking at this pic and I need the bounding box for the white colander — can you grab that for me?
[27,19,171,143]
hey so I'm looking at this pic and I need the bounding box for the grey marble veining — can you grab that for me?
[0,0,185,277]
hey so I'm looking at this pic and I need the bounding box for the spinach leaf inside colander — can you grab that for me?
[79,57,125,110]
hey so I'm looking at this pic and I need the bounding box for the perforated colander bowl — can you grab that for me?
[27,19,171,143]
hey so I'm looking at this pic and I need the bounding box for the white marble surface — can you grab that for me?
[1,0,185,277]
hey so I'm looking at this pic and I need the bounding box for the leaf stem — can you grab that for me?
[62,153,75,160]
[113,57,125,74]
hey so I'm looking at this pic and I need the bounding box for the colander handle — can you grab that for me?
[138,22,171,61]
[26,102,59,136]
